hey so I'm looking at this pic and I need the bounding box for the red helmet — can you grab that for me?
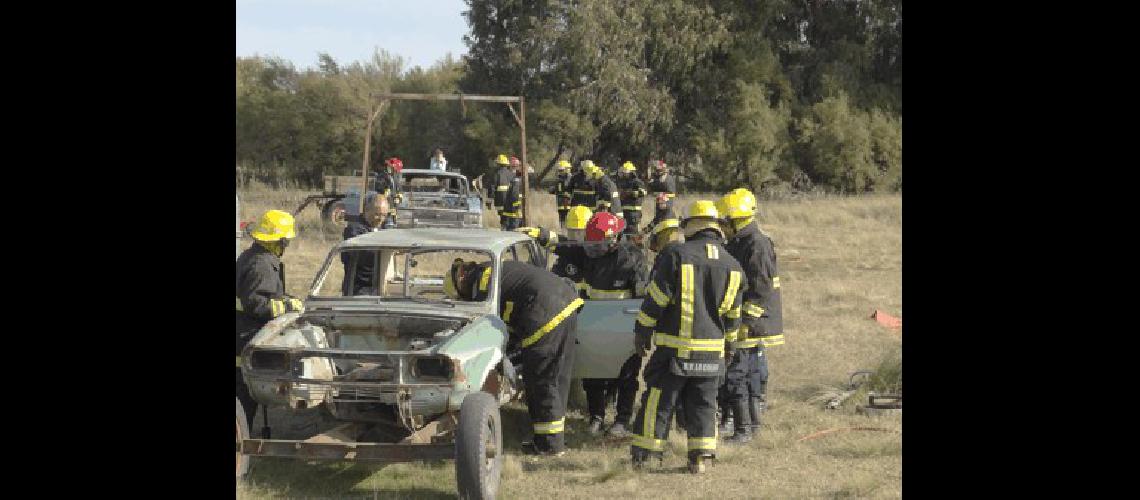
[509,156,521,167]
[654,160,667,171]
[385,157,403,173]
[584,211,626,242]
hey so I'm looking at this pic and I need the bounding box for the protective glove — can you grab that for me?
[516,227,542,239]
[516,227,557,248]
[634,330,653,357]
[285,298,305,313]
[725,345,736,364]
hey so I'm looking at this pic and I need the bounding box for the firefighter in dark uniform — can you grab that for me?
[488,154,516,215]
[549,160,574,228]
[578,212,650,437]
[340,193,395,296]
[647,160,677,214]
[499,157,525,231]
[592,164,622,216]
[616,161,648,234]
[645,193,679,237]
[236,210,304,431]
[569,160,598,208]
[444,259,584,456]
[630,200,745,474]
[374,157,405,225]
[718,188,784,437]
[516,205,593,294]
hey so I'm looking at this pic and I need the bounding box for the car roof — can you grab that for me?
[400,169,466,178]
[338,228,529,252]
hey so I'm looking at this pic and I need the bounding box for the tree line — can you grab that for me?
[236,0,901,195]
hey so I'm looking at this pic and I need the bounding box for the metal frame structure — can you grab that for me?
[359,93,529,225]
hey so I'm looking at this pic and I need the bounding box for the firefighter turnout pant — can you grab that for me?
[622,209,642,235]
[720,347,754,430]
[631,354,720,459]
[519,312,578,453]
[750,346,769,400]
[583,354,641,425]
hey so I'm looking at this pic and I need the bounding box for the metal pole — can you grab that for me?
[359,101,387,213]
[519,97,528,226]
[360,104,374,214]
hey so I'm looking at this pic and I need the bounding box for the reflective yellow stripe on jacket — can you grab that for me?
[646,281,670,307]
[677,264,695,358]
[520,298,585,348]
[730,338,761,349]
[759,334,785,347]
[654,333,724,356]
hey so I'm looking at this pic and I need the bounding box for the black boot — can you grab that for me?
[687,450,716,474]
[717,405,734,435]
[632,448,662,470]
[722,399,752,444]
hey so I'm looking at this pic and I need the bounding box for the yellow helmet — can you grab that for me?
[496,154,510,166]
[566,205,594,230]
[557,160,572,171]
[589,165,605,179]
[682,200,725,239]
[649,217,681,252]
[620,161,637,174]
[250,210,296,241]
[686,200,721,220]
[719,188,757,219]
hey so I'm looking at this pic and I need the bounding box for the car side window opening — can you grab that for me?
[312,248,491,300]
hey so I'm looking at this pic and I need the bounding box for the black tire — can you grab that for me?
[455,392,502,500]
[321,201,348,227]
[236,398,251,480]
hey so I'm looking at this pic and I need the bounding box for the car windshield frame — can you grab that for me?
[307,245,495,303]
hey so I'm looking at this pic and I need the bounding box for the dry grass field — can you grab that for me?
[237,183,902,499]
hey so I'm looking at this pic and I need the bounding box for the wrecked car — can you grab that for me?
[238,228,548,498]
[339,169,485,229]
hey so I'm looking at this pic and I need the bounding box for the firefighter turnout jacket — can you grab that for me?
[550,173,572,211]
[581,242,649,300]
[635,231,745,371]
[648,172,677,202]
[724,221,784,347]
[552,244,587,293]
[374,169,402,200]
[470,260,584,349]
[501,175,524,219]
[568,170,597,207]
[595,175,623,214]
[617,176,648,213]
[629,230,744,458]
[489,166,516,209]
[236,243,299,348]
[469,260,583,451]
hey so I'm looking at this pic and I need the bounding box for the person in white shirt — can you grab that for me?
[430,148,448,171]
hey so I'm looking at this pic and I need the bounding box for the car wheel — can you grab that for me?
[455,392,502,500]
[322,201,347,227]
[237,398,251,480]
